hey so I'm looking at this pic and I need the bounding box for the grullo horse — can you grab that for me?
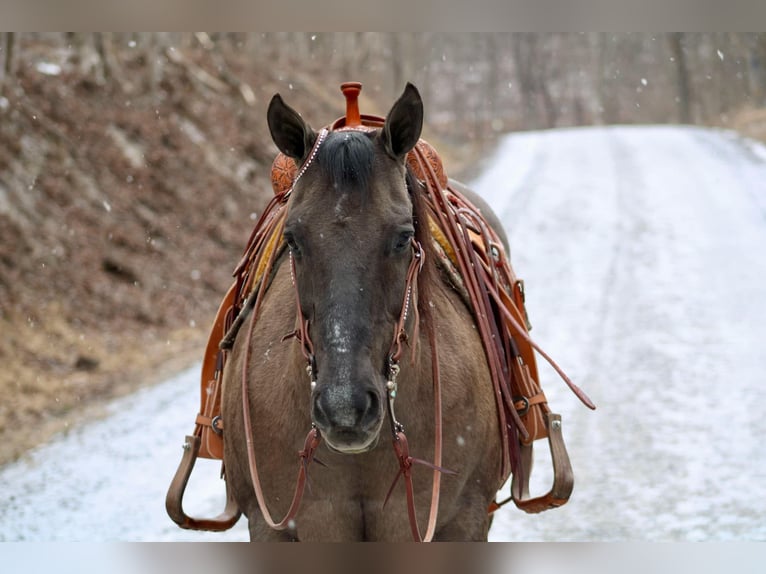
[222,84,514,541]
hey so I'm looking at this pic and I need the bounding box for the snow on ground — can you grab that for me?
[1,126,765,541]
[476,125,766,541]
[0,365,248,541]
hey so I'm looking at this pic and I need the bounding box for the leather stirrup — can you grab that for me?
[511,413,574,513]
[165,434,241,531]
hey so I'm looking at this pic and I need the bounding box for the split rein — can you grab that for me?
[238,128,447,542]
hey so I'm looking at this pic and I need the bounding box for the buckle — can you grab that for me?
[514,396,530,417]
[211,415,224,436]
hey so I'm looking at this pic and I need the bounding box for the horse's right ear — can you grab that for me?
[267,94,316,162]
[382,83,424,161]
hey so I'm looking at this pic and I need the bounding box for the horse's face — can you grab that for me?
[268,85,423,454]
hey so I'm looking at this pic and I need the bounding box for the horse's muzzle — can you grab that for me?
[312,385,384,453]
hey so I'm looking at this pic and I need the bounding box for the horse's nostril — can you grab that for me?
[312,391,331,428]
[360,390,380,428]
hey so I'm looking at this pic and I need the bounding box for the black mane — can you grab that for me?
[315,130,375,192]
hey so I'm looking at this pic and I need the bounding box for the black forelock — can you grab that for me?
[315,130,375,192]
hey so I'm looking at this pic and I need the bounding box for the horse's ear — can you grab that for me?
[382,83,423,161]
[267,94,316,162]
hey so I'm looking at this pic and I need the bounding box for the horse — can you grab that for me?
[221,83,514,541]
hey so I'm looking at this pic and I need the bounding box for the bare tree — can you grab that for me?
[390,33,412,99]
[4,32,764,136]
[93,33,124,88]
[511,34,537,129]
[147,33,169,100]
[756,34,766,106]
[669,33,693,124]
[511,34,558,129]
[1,33,18,95]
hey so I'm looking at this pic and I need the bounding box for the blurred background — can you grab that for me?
[1,32,765,466]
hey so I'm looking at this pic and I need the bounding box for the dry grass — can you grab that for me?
[720,105,766,145]
[0,305,206,464]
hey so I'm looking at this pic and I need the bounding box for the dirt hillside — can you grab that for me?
[0,37,485,465]
[0,40,359,464]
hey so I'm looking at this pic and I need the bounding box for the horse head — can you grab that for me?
[267,84,424,454]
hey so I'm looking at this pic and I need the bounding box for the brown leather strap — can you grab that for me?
[165,435,242,531]
[383,240,445,542]
[195,414,224,432]
[513,392,547,413]
[411,144,590,517]
[290,252,315,363]
[196,284,238,460]
[482,277,596,411]
[414,146,520,478]
[243,423,321,530]
[390,432,422,541]
[388,241,424,364]
[238,212,324,531]
[422,313,445,542]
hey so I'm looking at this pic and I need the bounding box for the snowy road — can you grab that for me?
[2,126,766,541]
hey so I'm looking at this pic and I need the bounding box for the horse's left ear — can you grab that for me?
[382,83,423,161]
[268,94,316,162]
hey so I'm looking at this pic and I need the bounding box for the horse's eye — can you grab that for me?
[392,230,414,254]
[284,232,302,258]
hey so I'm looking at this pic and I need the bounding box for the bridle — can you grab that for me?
[239,126,447,541]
